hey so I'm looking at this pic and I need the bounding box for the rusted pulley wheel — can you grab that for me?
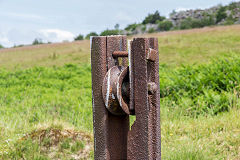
[102,66,130,116]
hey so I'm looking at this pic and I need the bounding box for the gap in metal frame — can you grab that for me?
[129,116,136,130]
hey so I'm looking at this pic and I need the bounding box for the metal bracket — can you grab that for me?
[91,36,161,159]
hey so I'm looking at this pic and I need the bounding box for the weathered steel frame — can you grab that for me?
[127,38,161,160]
[91,36,161,160]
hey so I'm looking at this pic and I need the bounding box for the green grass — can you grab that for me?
[160,57,240,116]
[0,25,240,159]
[0,41,90,70]
[0,64,93,159]
[162,107,240,160]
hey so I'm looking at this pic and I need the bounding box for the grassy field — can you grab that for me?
[0,25,240,159]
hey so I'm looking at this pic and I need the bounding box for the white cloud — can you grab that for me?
[0,28,75,48]
[39,29,75,42]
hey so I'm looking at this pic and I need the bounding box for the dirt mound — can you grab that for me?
[19,128,93,160]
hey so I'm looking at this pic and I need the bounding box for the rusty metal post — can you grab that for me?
[91,36,129,159]
[127,38,161,159]
[91,36,161,160]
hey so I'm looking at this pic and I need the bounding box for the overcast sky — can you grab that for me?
[0,0,236,47]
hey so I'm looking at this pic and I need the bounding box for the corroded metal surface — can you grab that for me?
[117,66,130,115]
[127,38,161,160]
[127,38,150,159]
[91,36,129,159]
[102,66,130,115]
[113,51,128,57]
[147,48,158,62]
[148,38,161,159]
[91,36,161,160]
[91,36,108,159]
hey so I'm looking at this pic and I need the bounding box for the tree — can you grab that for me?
[142,11,166,24]
[0,44,4,49]
[169,10,177,17]
[216,6,227,23]
[148,28,155,33]
[228,2,238,10]
[85,32,98,40]
[179,16,215,30]
[158,20,173,31]
[114,24,120,30]
[32,38,43,45]
[100,29,119,36]
[179,18,194,30]
[125,23,139,31]
[74,34,84,41]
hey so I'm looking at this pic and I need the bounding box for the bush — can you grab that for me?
[216,6,227,23]
[228,2,239,10]
[142,11,165,24]
[0,44,4,49]
[200,16,215,26]
[180,17,215,30]
[180,18,193,30]
[74,34,84,41]
[141,25,146,32]
[32,38,43,45]
[160,57,240,116]
[158,20,173,31]
[85,32,98,40]
[13,44,24,48]
[125,23,139,31]
[148,28,156,33]
[224,17,235,25]
[114,24,120,30]
[100,29,119,36]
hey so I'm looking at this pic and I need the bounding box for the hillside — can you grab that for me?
[0,25,240,159]
[123,1,240,35]
[1,25,240,70]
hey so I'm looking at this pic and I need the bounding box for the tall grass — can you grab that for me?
[160,56,240,116]
[0,64,92,157]
[0,56,240,159]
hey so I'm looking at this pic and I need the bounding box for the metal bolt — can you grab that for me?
[148,82,157,95]
[147,48,158,62]
[113,51,128,57]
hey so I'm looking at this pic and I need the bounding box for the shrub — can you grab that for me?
[228,2,239,10]
[32,38,43,45]
[74,34,84,41]
[141,25,146,32]
[148,28,156,33]
[169,10,177,17]
[114,24,120,30]
[200,16,215,26]
[100,29,119,36]
[85,32,98,40]
[160,57,240,116]
[125,23,139,31]
[224,18,235,25]
[180,18,193,30]
[180,17,215,30]
[13,44,25,48]
[158,20,173,31]
[190,18,210,28]
[216,6,227,23]
[0,44,4,49]
[142,11,165,24]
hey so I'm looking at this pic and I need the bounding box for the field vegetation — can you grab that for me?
[0,25,240,159]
